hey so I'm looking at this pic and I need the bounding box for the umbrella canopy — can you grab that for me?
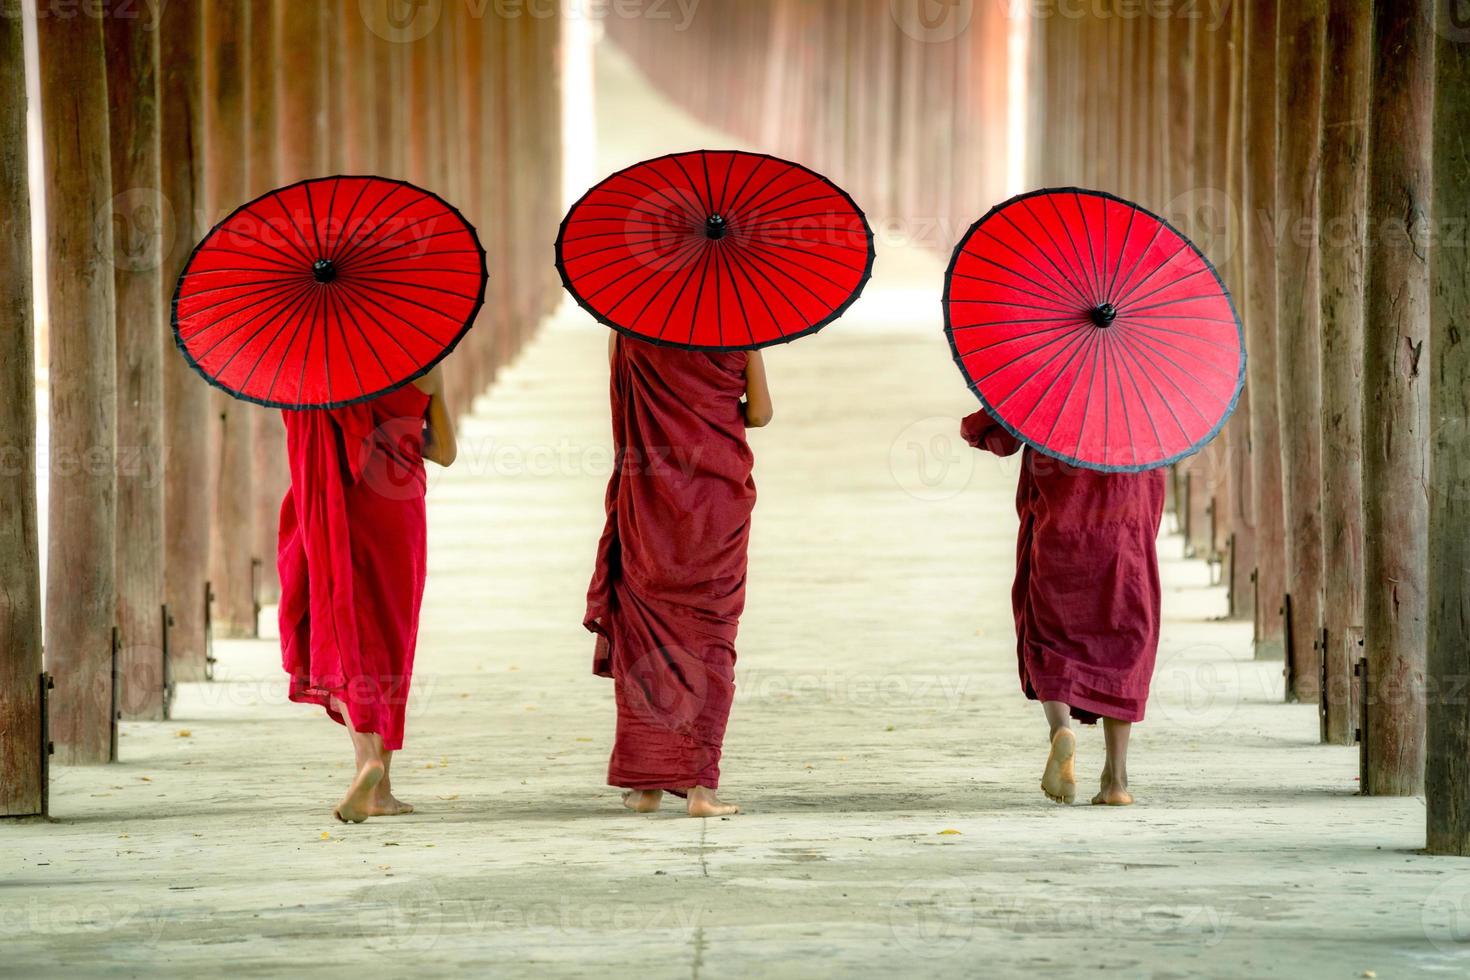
[556,150,874,350]
[944,187,1244,472]
[173,175,487,409]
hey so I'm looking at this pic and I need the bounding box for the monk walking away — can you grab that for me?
[962,409,1164,807]
[277,364,458,823]
[585,333,773,818]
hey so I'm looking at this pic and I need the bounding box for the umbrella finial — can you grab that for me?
[312,258,338,284]
[1090,302,1117,328]
[704,214,729,240]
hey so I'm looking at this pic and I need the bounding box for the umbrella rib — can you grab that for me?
[973,226,1093,311]
[720,239,789,340]
[956,261,1085,311]
[331,182,410,267]
[1111,240,1192,308]
[256,284,324,404]
[977,319,1092,391]
[1028,196,1098,306]
[1108,330,1195,442]
[177,278,312,333]
[1105,204,1138,302]
[1105,219,1166,303]
[1114,322,1238,380]
[1112,329,1216,422]
[327,178,375,262]
[335,229,471,274]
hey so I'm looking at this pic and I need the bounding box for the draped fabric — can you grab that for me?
[586,335,756,791]
[963,408,1165,723]
[278,386,431,750]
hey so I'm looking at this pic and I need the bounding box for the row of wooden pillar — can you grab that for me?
[1,0,564,817]
[604,0,1014,252]
[609,1,1469,851]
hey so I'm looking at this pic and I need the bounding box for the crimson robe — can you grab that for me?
[585,335,755,792]
[962,408,1165,723]
[278,385,430,751]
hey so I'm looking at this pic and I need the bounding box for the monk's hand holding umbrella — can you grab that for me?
[561,150,874,817]
[173,175,486,822]
[944,188,1244,807]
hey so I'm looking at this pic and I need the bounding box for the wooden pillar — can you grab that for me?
[159,0,212,681]
[104,4,167,720]
[205,0,258,639]
[1317,0,1371,745]
[246,0,281,608]
[1427,0,1470,855]
[0,0,45,812]
[1243,0,1286,663]
[1361,0,1432,797]
[1274,1,1326,704]
[37,9,118,764]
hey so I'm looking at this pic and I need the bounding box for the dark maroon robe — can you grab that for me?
[278,386,430,751]
[585,335,755,792]
[962,408,1165,723]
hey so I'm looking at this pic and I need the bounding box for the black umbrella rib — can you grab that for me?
[1034,195,1105,307]
[974,226,1093,312]
[327,178,376,262]
[1105,204,1138,302]
[1112,329,1215,422]
[1109,330,1194,442]
[975,318,1091,390]
[1111,240,1192,308]
[331,182,410,267]
[955,261,1084,312]
[335,229,471,274]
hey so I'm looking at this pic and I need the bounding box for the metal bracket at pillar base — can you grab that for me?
[204,580,217,682]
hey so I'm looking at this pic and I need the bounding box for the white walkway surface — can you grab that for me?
[3,42,1459,980]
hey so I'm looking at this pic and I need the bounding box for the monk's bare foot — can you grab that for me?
[622,789,663,813]
[335,760,385,823]
[1041,728,1077,804]
[1091,765,1134,806]
[686,786,739,818]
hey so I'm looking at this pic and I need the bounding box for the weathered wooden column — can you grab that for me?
[1427,0,1470,855]
[1274,1,1326,704]
[104,4,168,719]
[1243,0,1286,663]
[1361,0,1432,797]
[37,9,119,764]
[246,0,281,608]
[0,0,45,812]
[205,0,258,638]
[159,0,212,681]
[1316,0,1371,745]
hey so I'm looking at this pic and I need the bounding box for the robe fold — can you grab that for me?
[962,408,1165,724]
[586,335,755,792]
[278,385,430,751]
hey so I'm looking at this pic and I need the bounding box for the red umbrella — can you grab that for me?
[172,175,486,409]
[557,150,874,350]
[944,188,1244,472]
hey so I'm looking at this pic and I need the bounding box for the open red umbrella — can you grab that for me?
[944,187,1244,472]
[172,175,486,409]
[557,150,874,350]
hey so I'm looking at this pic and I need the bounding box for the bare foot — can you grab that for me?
[1041,728,1077,804]
[1091,765,1134,806]
[622,789,663,813]
[686,786,739,818]
[335,760,385,823]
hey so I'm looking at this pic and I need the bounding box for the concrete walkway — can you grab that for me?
[4,43,1463,980]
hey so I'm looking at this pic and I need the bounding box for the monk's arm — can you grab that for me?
[742,350,774,428]
[960,408,1021,457]
[416,364,458,467]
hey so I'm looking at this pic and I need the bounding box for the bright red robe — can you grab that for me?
[962,408,1165,723]
[278,386,430,751]
[586,335,755,792]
